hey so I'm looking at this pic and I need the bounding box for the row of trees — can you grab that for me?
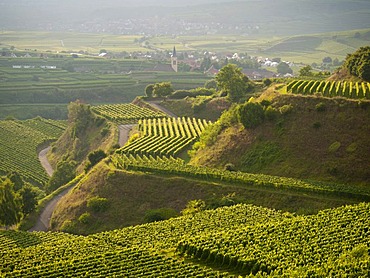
[145,64,255,102]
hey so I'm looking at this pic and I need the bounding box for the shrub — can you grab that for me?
[315,102,326,112]
[78,212,91,224]
[60,220,75,233]
[87,196,109,213]
[100,127,109,137]
[224,163,236,171]
[279,104,293,115]
[264,106,279,121]
[181,200,206,216]
[328,141,341,153]
[238,102,265,129]
[144,208,178,223]
[263,78,272,86]
[85,150,106,172]
[312,122,321,129]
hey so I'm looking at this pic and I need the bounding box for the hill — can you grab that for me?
[0,118,66,186]
[1,0,369,37]
[190,92,370,186]
[50,161,360,234]
[1,202,369,276]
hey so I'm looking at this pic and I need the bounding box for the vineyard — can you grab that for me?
[1,203,369,276]
[117,117,211,157]
[285,80,370,99]
[91,103,166,124]
[110,154,370,199]
[0,118,66,186]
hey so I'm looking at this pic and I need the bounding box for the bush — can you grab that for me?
[312,122,321,129]
[264,106,279,121]
[85,150,106,172]
[78,212,91,224]
[224,163,236,171]
[328,141,341,153]
[87,196,109,213]
[263,78,272,86]
[315,102,326,112]
[279,104,293,115]
[144,208,178,223]
[238,102,265,129]
[100,127,109,137]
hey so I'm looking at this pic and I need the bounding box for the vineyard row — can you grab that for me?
[286,80,370,99]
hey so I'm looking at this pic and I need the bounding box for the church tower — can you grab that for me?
[171,46,178,72]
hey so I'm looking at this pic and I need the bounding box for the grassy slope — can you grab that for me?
[191,93,370,186]
[50,161,357,235]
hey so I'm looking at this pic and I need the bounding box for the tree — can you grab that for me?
[18,184,38,215]
[215,64,253,102]
[0,179,22,227]
[47,160,77,192]
[344,46,370,81]
[299,65,313,77]
[145,84,154,98]
[200,57,212,71]
[322,57,332,64]
[7,171,24,191]
[152,82,174,97]
[277,62,293,75]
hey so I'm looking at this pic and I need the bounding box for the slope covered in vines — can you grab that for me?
[1,203,369,277]
[0,118,66,186]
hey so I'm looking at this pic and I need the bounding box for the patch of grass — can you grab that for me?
[242,142,283,172]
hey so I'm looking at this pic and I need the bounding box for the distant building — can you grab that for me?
[171,46,178,72]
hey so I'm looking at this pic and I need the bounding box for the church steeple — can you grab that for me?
[171,46,178,72]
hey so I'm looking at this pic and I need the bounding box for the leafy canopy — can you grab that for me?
[215,64,252,102]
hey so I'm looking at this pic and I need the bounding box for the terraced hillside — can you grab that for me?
[1,203,369,277]
[285,80,370,99]
[118,117,211,157]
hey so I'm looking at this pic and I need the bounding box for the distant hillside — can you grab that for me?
[1,0,369,36]
[190,93,370,186]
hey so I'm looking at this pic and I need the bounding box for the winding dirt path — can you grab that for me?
[38,146,54,177]
[28,187,73,232]
[30,124,135,232]
[147,101,177,118]
[118,124,135,147]
[30,147,74,231]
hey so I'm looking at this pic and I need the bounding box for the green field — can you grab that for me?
[2,29,369,64]
[0,56,210,119]
[0,31,147,53]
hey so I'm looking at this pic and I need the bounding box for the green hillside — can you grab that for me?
[0,118,66,186]
[2,202,369,276]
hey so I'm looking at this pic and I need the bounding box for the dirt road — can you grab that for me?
[118,124,135,147]
[38,146,54,177]
[28,187,73,232]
